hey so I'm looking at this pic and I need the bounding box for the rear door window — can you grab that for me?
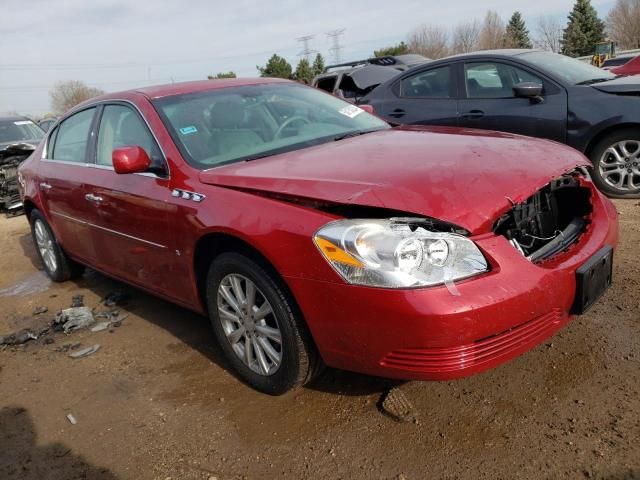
[51,108,96,163]
[399,66,452,98]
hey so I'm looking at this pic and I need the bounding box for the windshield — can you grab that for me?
[0,119,44,144]
[519,51,616,85]
[153,82,389,169]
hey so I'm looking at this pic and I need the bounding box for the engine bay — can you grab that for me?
[494,175,593,262]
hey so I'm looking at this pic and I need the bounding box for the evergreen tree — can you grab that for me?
[374,41,410,57]
[312,53,325,76]
[561,0,606,57]
[257,54,293,79]
[504,12,532,48]
[294,58,315,84]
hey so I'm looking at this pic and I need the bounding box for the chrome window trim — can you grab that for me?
[50,210,167,249]
[41,98,171,180]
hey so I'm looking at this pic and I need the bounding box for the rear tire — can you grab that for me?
[206,252,319,395]
[589,129,640,197]
[29,209,84,282]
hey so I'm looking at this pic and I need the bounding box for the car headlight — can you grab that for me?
[313,218,488,288]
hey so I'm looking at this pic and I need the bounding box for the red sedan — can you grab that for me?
[18,79,618,394]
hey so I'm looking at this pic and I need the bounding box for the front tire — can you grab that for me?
[589,129,640,197]
[29,209,84,282]
[206,252,318,395]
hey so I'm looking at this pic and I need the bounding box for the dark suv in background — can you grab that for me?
[0,115,44,214]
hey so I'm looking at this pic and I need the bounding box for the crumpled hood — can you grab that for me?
[591,74,640,94]
[199,126,589,234]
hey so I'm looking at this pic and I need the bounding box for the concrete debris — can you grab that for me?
[69,344,100,359]
[379,387,418,423]
[54,307,95,333]
[66,413,78,425]
[0,328,38,346]
[32,306,48,315]
[0,322,51,346]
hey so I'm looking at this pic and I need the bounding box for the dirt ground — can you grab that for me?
[1,200,638,480]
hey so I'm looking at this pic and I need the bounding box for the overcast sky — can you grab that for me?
[0,0,614,116]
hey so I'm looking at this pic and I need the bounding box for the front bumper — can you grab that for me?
[285,186,619,381]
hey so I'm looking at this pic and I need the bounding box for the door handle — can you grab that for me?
[39,182,52,191]
[388,109,406,119]
[85,193,103,203]
[461,110,484,119]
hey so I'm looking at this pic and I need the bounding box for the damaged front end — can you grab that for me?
[494,171,594,262]
[0,143,35,216]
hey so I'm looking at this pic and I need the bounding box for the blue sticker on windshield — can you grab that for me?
[179,126,198,135]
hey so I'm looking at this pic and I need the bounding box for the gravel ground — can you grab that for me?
[0,200,638,480]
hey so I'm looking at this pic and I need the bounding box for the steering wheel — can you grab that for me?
[274,116,310,139]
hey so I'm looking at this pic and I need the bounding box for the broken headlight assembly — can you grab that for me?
[313,218,488,288]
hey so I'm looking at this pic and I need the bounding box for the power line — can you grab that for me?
[326,28,346,65]
[296,35,317,62]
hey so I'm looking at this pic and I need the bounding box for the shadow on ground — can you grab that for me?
[18,235,394,397]
[0,406,119,480]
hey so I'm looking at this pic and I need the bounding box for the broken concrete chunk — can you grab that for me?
[380,387,418,423]
[69,344,100,359]
[54,307,95,333]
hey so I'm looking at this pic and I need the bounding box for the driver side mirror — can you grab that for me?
[513,82,544,103]
[112,146,151,174]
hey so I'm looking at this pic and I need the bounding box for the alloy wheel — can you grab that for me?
[217,274,282,376]
[34,219,57,273]
[598,140,640,192]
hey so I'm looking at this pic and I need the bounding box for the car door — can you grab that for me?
[457,61,567,142]
[84,103,176,294]
[38,107,98,264]
[370,64,459,126]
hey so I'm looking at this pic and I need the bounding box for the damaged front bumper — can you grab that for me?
[285,181,619,381]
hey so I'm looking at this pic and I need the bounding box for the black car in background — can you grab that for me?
[313,54,430,101]
[360,49,640,196]
[0,116,43,214]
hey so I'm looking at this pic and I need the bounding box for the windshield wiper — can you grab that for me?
[576,77,613,85]
[333,128,382,142]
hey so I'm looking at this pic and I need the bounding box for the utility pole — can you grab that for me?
[326,28,346,64]
[296,35,317,62]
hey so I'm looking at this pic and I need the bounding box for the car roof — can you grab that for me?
[70,77,294,113]
[0,115,31,122]
[440,48,539,61]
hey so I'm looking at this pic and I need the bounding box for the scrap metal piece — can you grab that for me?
[69,344,100,359]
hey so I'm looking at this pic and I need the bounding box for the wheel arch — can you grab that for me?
[193,231,292,314]
[584,123,640,159]
[22,198,37,219]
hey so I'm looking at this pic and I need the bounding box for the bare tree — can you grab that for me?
[50,80,105,115]
[452,20,481,54]
[606,0,640,49]
[408,24,450,59]
[535,16,563,52]
[478,11,505,50]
